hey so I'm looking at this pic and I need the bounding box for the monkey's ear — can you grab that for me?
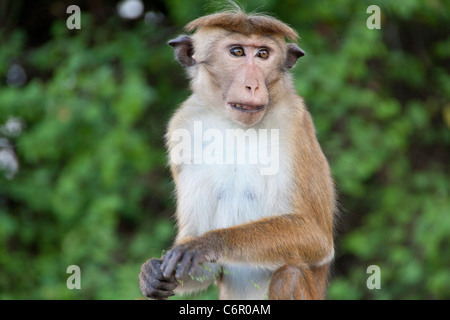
[168,35,196,67]
[285,44,305,69]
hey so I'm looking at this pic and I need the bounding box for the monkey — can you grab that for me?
[139,8,336,300]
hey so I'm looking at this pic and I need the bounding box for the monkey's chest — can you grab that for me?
[205,164,272,228]
[175,147,293,237]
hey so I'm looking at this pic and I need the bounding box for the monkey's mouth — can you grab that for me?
[228,102,265,113]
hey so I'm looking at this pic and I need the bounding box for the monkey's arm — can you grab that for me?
[161,213,334,279]
[216,213,333,265]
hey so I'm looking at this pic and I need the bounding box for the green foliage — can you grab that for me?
[0,0,449,300]
[0,13,181,300]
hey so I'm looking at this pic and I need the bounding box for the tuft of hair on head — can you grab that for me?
[184,4,299,43]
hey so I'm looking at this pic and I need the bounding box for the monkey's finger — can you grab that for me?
[188,254,202,277]
[139,272,160,299]
[144,286,175,300]
[160,251,171,271]
[139,270,177,297]
[140,268,178,292]
[160,250,177,270]
[162,250,183,278]
[141,259,164,281]
[175,251,194,279]
[149,277,178,291]
[150,258,176,282]
[157,280,178,291]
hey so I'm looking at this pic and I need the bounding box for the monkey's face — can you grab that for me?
[200,32,286,126]
[169,29,304,127]
[218,34,275,126]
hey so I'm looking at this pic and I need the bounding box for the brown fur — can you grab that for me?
[186,10,299,42]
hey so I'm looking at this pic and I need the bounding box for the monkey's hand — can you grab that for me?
[139,258,178,300]
[161,234,223,280]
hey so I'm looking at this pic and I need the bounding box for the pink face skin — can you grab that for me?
[193,32,285,127]
[218,34,284,126]
[223,42,270,126]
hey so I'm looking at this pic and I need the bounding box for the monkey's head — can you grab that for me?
[169,11,304,127]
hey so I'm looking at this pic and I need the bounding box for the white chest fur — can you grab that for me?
[169,111,295,239]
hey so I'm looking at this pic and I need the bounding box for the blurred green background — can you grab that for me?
[0,0,449,300]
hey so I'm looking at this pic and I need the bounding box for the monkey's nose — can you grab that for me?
[245,83,259,96]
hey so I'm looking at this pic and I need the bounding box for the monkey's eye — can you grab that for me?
[256,48,269,59]
[230,47,245,57]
